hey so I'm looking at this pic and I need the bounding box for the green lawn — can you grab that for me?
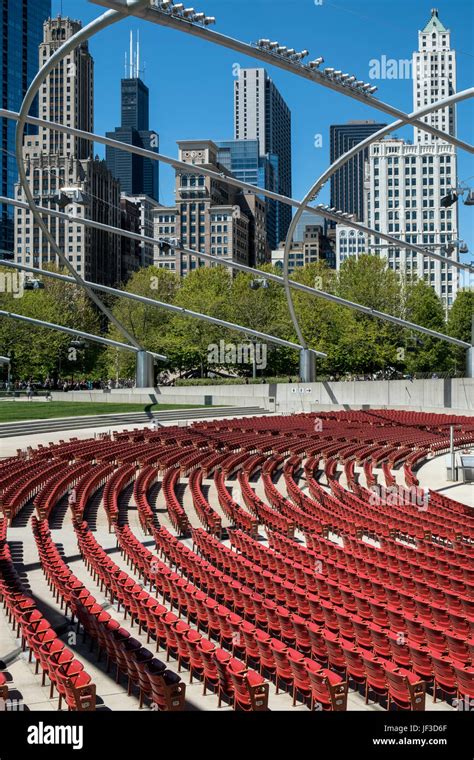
[0,401,208,423]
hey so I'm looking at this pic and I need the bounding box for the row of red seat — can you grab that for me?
[77,521,270,710]
[0,459,67,524]
[0,516,96,710]
[33,462,90,520]
[201,528,474,653]
[102,464,136,531]
[162,468,190,536]
[115,523,348,710]
[214,469,258,536]
[186,527,474,707]
[154,526,437,710]
[188,469,222,537]
[134,465,158,534]
[33,516,185,711]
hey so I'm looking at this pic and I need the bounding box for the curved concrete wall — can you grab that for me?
[46,377,474,415]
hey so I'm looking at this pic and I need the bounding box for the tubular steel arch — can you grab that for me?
[91,0,474,154]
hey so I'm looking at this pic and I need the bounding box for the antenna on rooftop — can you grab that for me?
[137,29,140,78]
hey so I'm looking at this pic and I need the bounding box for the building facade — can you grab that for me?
[336,222,367,269]
[413,9,456,145]
[365,9,459,308]
[272,222,334,273]
[330,120,387,222]
[236,191,268,267]
[120,196,141,282]
[0,0,51,256]
[153,140,252,275]
[234,68,291,247]
[14,16,122,287]
[120,193,159,271]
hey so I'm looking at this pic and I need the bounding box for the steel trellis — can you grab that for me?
[8,0,474,382]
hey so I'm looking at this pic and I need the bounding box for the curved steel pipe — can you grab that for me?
[0,309,166,358]
[283,89,474,346]
[3,108,472,275]
[91,0,474,154]
[2,257,470,351]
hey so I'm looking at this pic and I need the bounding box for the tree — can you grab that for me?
[403,279,449,374]
[337,254,402,315]
[228,265,294,376]
[0,264,102,382]
[447,290,474,374]
[334,255,405,374]
[105,266,180,378]
[165,266,235,377]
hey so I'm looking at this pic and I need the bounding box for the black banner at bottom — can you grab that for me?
[0,710,472,759]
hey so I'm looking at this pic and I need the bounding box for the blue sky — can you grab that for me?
[52,0,474,265]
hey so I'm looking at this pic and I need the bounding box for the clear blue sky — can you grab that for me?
[52,0,474,265]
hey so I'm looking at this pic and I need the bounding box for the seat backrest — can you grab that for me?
[66,683,96,711]
[453,665,474,697]
[307,668,331,706]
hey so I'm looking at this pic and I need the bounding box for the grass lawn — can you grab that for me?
[0,401,209,423]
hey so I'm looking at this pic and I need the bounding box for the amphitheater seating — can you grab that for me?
[1,410,473,712]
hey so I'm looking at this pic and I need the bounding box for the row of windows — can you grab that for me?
[180,176,205,187]
[373,156,452,164]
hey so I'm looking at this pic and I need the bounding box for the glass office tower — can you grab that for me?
[0,0,51,256]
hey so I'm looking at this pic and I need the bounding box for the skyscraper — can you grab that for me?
[234,68,291,248]
[0,0,51,256]
[330,121,386,222]
[216,139,274,262]
[365,9,459,308]
[105,34,159,201]
[15,17,122,287]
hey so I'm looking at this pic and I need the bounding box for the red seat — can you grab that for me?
[384,662,426,711]
[269,639,293,694]
[306,660,348,711]
[431,654,458,703]
[287,649,312,706]
[340,640,366,689]
[361,652,389,706]
[453,664,474,705]
[226,659,269,711]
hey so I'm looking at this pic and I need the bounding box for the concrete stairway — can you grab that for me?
[0,405,268,438]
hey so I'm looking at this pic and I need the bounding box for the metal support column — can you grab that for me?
[136,351,155,388]
[299,349,316,383]
[466,347,474,378]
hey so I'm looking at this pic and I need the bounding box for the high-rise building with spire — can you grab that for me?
[105,31,159,202]
[413,8,456,145]
[364,8,459,309]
